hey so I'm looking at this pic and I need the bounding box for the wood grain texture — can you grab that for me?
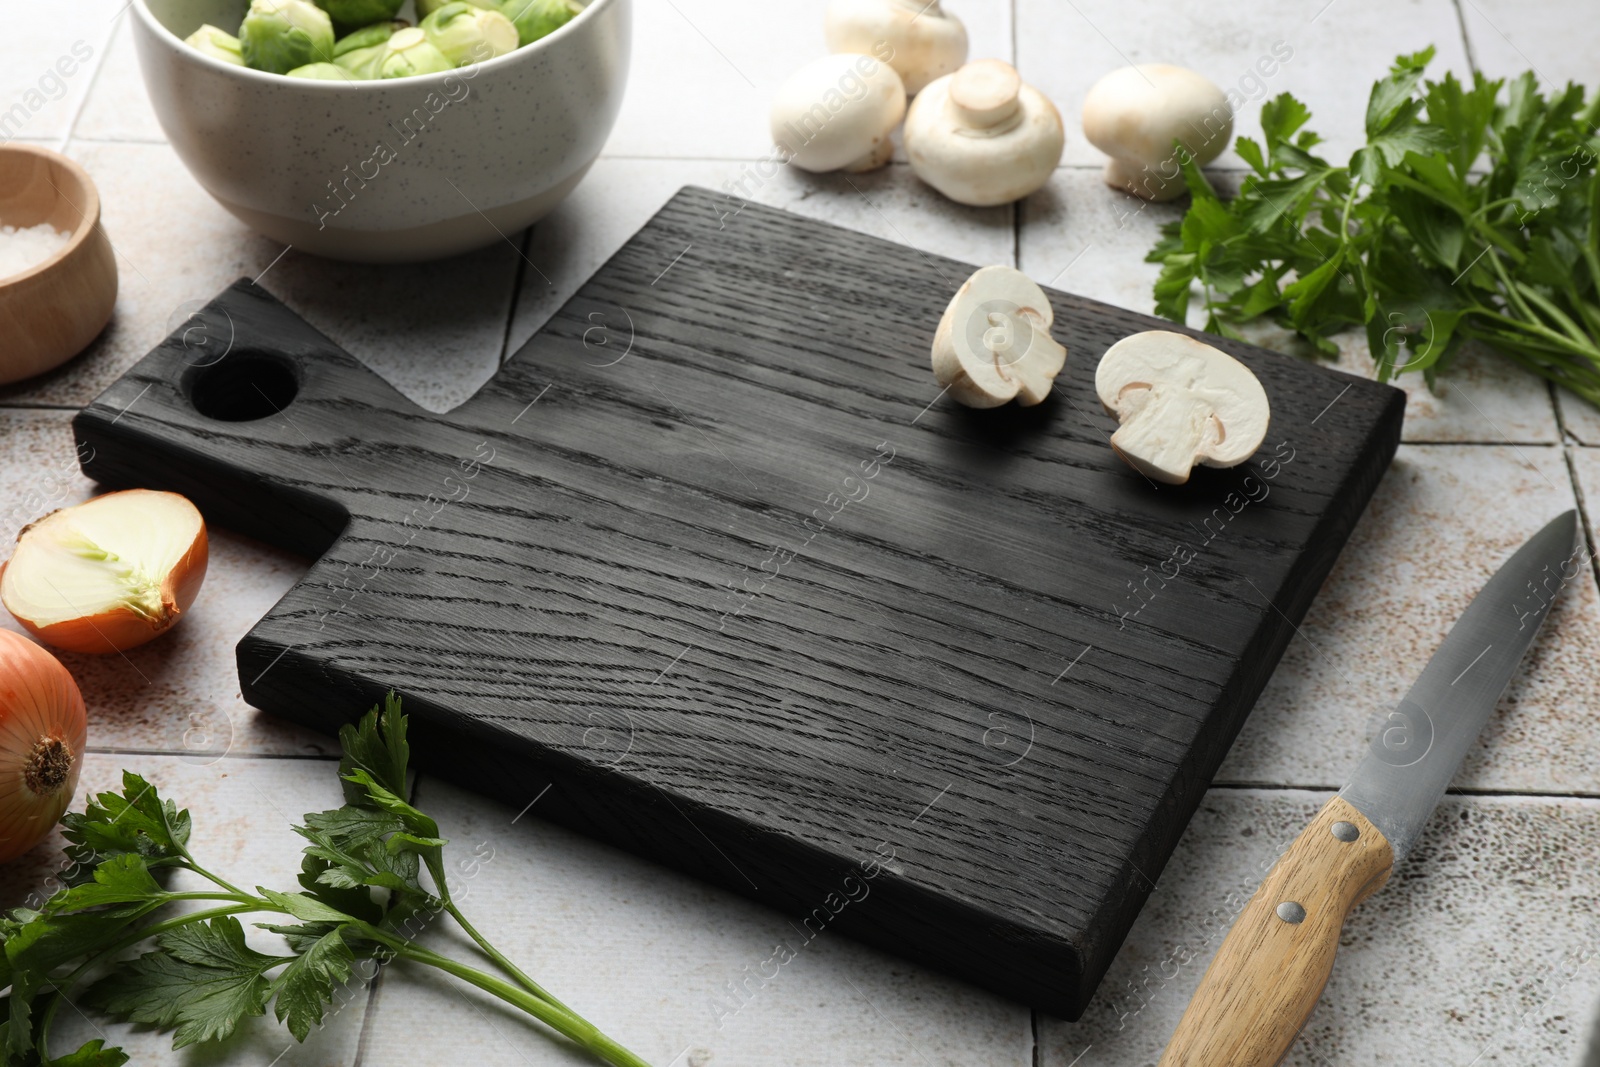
[1157,796,1394,1066]
[69,186,1405,1017]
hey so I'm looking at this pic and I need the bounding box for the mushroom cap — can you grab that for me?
[1095,330,1270,484]
[770,53,907,173]
[1081,64,1233,170]
[932,266,1068,408]
[904,60,1065,207]
[823,0,968,96]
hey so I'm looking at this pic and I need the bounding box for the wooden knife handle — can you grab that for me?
[1157,796,1394,1067]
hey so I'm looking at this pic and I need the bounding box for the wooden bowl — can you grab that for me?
[0,145,117,386]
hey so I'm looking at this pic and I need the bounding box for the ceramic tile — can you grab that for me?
[1457,0,1600,87]
[1017,168,1560,443]
[606,0,1011,161]
[0,141,516,414]
[1327,341,1558,444]
[1571,448,1600,563]
[1039,788,1600,1066]
[508,156,1016,353]
[1017,165,1196,314]
[0,1,120,146]
[0,754,365,1066]
[1014,0,1473,171]
[72,14,166,144]
[1219,443,1600,794]
[0,408,334,758]
[1559,391,1600,447]
[359,772,1033,1067]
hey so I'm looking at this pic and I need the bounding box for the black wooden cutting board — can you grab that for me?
[73,186,1404,1018]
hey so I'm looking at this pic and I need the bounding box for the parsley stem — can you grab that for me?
[442,900,572,1013]
[360,931,651,1067]
[181,859,247,897]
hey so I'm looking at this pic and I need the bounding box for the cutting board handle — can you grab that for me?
[72,278,427,558]
[1157,796,1393,1067]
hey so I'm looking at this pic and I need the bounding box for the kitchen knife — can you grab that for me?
[1158,509,1584,1067]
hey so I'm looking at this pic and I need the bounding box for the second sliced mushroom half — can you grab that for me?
[1095,330,1270,484]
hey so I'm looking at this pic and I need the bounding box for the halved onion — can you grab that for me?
[1,490,209,655]
[0,629,88,862]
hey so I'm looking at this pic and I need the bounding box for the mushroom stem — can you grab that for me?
[949,59,1022,132]
[1109,390,1208,480]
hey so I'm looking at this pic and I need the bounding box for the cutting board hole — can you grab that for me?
[188,354,299,421]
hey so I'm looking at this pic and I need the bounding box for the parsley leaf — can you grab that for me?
[45,1037,131,1067]
[89,917,282,1048]
[59,773,192,885]
[1148,49,1600,402]
[47,855,165,913]
[271,926,355,1041]
[338,691,411,805]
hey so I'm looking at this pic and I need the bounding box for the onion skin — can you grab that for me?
[0,629,87,863]
[1,491,210,656]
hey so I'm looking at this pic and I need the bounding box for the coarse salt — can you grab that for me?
[0,222,72,281]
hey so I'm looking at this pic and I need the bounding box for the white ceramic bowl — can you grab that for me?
[132,0,630,262]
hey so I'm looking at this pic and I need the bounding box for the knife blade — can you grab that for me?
[1157,509,1584,1067]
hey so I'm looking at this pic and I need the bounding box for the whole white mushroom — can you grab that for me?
[903,59,1064,207]
[770,53,907,173]
[1081,64,1233,201]
[823,0,968,96]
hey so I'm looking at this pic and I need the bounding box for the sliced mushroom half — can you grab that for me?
[932,266,1068,408]
[1095,330,1270,484]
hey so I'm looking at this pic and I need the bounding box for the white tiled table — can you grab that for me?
[4,1,1600,1064]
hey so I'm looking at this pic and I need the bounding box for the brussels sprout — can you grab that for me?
[334,43,387,78]
[238,0,335,75]
[333,19,402,57]
[287,61,362,79]
[312,0,404,33]
[416,0,497,20]
[499,0,580,47]
[422,2,517,67]
[377,26,455,78]
[183,24,245,65]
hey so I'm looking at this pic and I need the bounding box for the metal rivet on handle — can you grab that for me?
[1276,901,1307,924]
[1331,821,1360,842]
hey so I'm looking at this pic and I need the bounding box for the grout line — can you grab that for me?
[1551,380,1572,443]
[74,741,1600,802]
[1009,0,1019,67]
[55,138,1265,181]
[1449,0,1481,74]
[1400,438,1566,447]
[1009,0,1020,272]
[1559,445,1600,598]
[84,745,340,761]
[1208,781,1600,801]
[58,8,127,154]
[349,957,389,1067]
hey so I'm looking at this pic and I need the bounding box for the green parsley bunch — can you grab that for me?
[0,696,648,1067]
[1148,48,1600,402]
